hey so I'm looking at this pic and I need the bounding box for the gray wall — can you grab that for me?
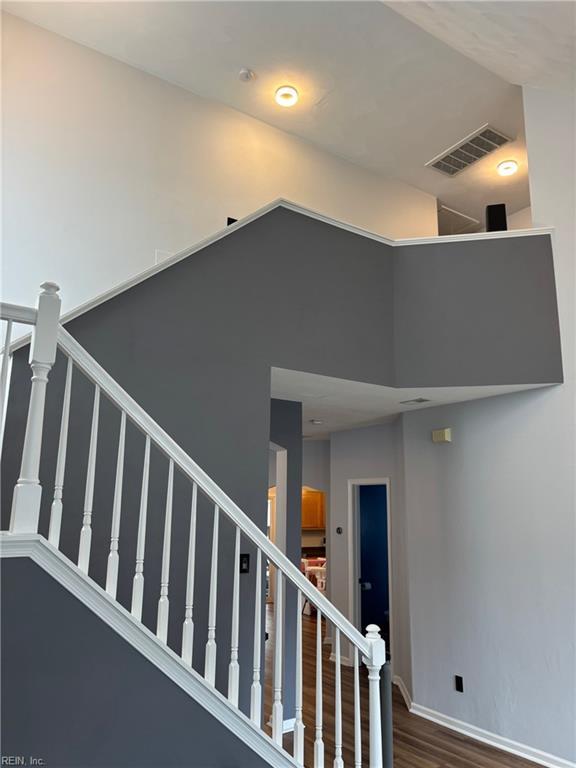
[268,439,329,493]
[302,440,331,493]
[328,422,407,671]
[2,208,397,723]
[1,558,275,768]
[401,390,574,760]
[269,398,303,719]
[392,85,576,763]
[0,206,565,759]
[393,233,562,387]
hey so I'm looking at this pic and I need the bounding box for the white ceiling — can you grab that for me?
[386,1,576,91]
[5,1,535,224]
[271,367,547,438]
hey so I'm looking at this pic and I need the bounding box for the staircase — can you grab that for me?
[0,284,387,767]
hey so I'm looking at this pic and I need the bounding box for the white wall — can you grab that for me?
[400,85,575,762]
[1,13,438,313]
[508,205,532,229]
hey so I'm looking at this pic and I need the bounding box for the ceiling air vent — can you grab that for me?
[426,124,511,177]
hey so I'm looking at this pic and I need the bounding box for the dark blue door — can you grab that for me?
[359,485,389,644]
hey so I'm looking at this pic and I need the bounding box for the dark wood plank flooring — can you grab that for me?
[263,606,536,767]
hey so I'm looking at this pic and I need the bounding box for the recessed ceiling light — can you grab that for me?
[309,419,323,425]
[275,85,299,108]
[497,160,518,177]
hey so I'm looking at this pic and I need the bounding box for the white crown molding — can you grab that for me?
[9,198,554,354]
[0,533,298,768]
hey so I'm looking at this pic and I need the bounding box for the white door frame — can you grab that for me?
[268,443,288,603]
[347,477,393,668]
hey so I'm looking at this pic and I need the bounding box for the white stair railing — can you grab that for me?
[0,285,388,768]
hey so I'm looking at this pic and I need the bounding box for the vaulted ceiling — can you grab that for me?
[6,2,571,226]
[386,1,575,91]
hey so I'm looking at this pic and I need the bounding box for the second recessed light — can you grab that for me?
[497,160,518,177]
[275,85,299,107]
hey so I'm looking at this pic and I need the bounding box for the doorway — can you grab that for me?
[348,479,392,661]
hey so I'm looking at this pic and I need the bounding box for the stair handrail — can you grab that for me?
[56,326,371,658]
[3,288,387,766]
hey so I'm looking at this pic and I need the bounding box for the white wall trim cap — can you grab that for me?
[0,532,298,768]
[9,198,555,352]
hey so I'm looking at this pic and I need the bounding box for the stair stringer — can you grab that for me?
[0,532,297,768]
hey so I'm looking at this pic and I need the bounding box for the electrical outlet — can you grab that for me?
[455,675,464,693]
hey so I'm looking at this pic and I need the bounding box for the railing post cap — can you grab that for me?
[364,624,386,668]
[365,624,381,640]
[40,282,60,295]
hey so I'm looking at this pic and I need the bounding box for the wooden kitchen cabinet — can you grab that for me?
[301,487,325,529]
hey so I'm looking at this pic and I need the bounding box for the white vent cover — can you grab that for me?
[426,124,511,177]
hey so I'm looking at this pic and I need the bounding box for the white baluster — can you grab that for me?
[106,410,126,598]
[250,548,263,725]
[0,319,13,450]
[10,283,61,533]
[228,526,241,706]
[157,459,174,643]
[78,385,100,573]
[204,504,219,685]
[272,569,284,746]
[294,590,305,766]
[48,357,73,547]
[333,628,344,768]
[315,609,325,768]
[181,482,198,665]
[131,435,150,621]
[364,624,386,768]
[354,647,362,768]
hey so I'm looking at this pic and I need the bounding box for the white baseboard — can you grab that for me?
[407,695,574,768]
[392,675,412,710]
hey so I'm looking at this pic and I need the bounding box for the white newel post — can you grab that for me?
[10,283,61,534]
[363,624,386,768]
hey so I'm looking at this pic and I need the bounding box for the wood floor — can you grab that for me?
[263,606,536,768]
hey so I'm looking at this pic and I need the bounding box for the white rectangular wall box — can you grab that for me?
[432,428,452,444]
